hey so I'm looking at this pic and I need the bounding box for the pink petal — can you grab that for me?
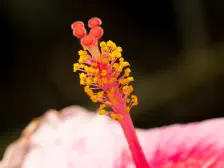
[1,106,224,168]
[135,118,224,167]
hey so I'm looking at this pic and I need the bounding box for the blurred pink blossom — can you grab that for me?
[0,106,224,168]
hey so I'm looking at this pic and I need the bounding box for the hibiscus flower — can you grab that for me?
[1,17,223,168]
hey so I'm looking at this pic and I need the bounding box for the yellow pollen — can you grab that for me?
[78,50,88,56]
[73,63,80,72]
[79,73,87,80]
[116,47,122,53]
[90,95,98,102]
[126,98,131,103]
[80,80,85,85]
[120,61,130,67]
[105,101,111,105]
[101,70,107,76]
[100,41,107,48]
[97,91,104,98]
[110,113,123,120]
[119,57,124,62]
[91,62,97,67]
[86,77,92,85]
[124,68,131,76]
[98,109,106,115]
[126,106,131,113]
[127,77,134,82]
[100,104,106,109]
[131,95,138,106]
[122,85,133,95]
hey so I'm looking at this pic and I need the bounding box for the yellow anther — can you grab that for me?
[107,40,116,49]
[105,101,111,105]
[101,70,107,76]
[116,47,123,53]
[89,67,94,73]
[132,100,138,106]
[84,86,94,96]
[78,57,84,63]
[127,77,134,82]
[122,85,133,95]
[86,77,92,86]
[131,95,138,99]
[101,47,108,52]
[113,63,119,69]
[84,66,89,71]
[119,79,129,85]
[86,67,96,74]
[131,95,138,106]
[117,66,123,72]
[116,114,123,120]
[115,52,122,58]
[100,41,107,48]
[73,63,80,72]
[97,91,104,98]
[126,106,131,113]
[94,69,99,74]
[93,77,99,83]
[126,98,131,103]
[124,68,131,76]
[110,113,123,120]
[79,64,85,68]
[78,50,87,56]
[90,95,98,102]
[98,109,106,115]
[100,104,106,109]
[84,85,89,91]
[85,55,91,60]
[86,90,93,96]
[107,53,113,60]
[79,73,87,80]
[91,62,97,67]
[113,63,123,72]
[120,61,130,67]
[80,80,85,85]
[110,113,116,119]
[119,57,124,62]
[110,52,117,59]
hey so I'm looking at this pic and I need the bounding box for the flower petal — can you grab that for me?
[1,106,223,168]
[136,118,224,167]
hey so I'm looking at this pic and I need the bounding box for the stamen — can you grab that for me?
[71,17,150,168]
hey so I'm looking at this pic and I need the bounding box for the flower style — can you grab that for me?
[71,17,150,168]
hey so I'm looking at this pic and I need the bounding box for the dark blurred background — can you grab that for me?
[1,0,224,157]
